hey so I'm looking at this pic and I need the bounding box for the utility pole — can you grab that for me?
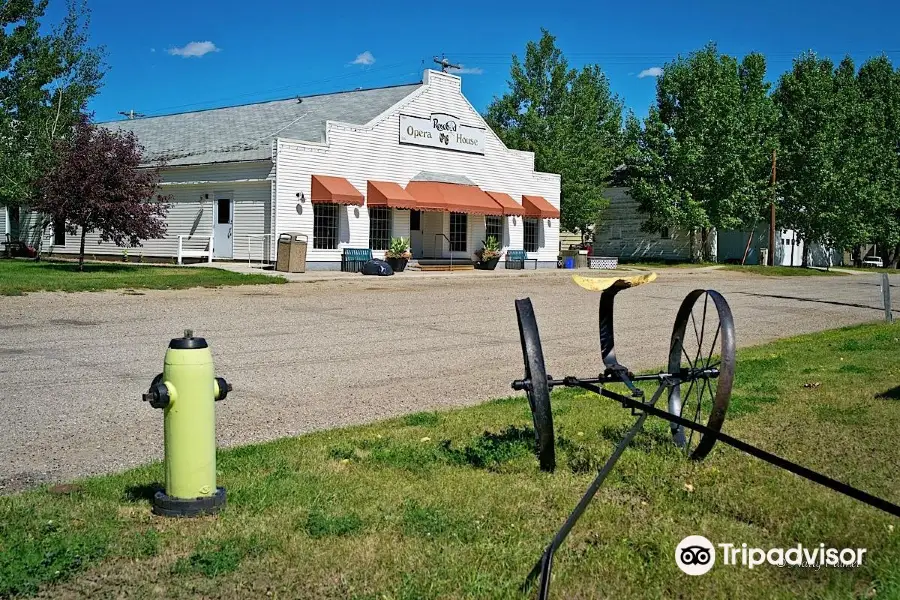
[769,149,777,266]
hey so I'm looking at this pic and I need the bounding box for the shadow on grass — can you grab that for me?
[876,385,900,400]
[17,261,148,274]
[123,482,163,503]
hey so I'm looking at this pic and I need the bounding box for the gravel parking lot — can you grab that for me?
[0,267,895,492]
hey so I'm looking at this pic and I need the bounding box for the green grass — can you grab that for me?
[720,264,846,276]
[0,259,285,295]
[2,325,899,598]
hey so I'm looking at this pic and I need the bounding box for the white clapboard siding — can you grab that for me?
[593,187,691,261]
[42,161,273,261]
[1,206,7,238]
[274,70,561,264]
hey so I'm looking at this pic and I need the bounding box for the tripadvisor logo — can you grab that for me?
[675,536,867,575]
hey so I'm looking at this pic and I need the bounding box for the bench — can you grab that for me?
[341,248,373,273]
[177,235,213,264]
[505,249,538,270]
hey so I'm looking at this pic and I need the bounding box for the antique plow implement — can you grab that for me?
[512,273,900,599]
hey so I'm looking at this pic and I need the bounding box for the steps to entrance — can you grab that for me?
[412,264,476,272]
[410,259,476,272]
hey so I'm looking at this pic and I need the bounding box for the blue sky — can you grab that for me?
[48,0,900,123]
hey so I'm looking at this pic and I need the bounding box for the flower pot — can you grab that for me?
[386,257,408,272]
[475,256,500,270]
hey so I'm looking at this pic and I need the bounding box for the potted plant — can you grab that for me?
[475,236,502,270]
[385,236,412,272]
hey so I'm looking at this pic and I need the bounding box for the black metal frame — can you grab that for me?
[513,285,900,600]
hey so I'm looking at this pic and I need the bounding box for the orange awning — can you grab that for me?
[406,181,505,215]
[485,191,526,216]
[522,195,560,219]
[311,175,364,206]
[367,181,418,210]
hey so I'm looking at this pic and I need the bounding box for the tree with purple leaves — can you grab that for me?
[34,116,171,271]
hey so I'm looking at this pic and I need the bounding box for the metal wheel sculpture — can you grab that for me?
[515,299,555,472]
[667,289,735,460]
[512,272,899,600]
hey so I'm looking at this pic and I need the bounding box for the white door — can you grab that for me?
[214,197,234,259]
[410,210,423,258]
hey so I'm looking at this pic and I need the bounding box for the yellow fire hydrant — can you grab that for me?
[143,329,231,517]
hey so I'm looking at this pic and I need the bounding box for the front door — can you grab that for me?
[214,197,234,259]
[410,210,423,258]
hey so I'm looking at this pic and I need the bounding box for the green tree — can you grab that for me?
[626,43,778,261]
[855,56,900,267]
[0,0,105,233]
[485,29,624,243]
[772,53,865,264]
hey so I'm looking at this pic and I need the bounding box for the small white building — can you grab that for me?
[27,69,561,269]
[593,187,842,267]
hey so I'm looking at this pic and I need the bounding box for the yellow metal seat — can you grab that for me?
[572,272,657,292]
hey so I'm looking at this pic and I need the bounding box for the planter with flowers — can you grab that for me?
[385,237,412,272]
[475,236,502,270]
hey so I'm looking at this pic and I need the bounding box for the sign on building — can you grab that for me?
[399,112,486,155]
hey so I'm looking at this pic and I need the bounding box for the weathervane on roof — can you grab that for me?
[433,54,460,73]
[118,109,145,120]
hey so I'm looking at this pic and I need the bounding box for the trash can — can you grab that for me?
[276,232,308,273]
[575,250,588,269]
[564,256,575,269]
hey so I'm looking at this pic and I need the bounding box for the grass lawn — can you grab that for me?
[720,264,846,277]
[2,325,899,598]
[0,259,285,295]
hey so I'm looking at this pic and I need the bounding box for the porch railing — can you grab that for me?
[247,234,275,268]
[434,233,453,270]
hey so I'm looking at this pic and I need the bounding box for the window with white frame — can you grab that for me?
[450,212,467,252]
[524,218,539,253]
[369,207,391,250]
[313,203,339,249]
[485,215,503,247]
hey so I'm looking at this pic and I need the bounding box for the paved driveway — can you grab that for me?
[0,268,895,491]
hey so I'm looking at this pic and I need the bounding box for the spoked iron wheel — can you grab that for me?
[667,289,735,460]
[515,298,556,472]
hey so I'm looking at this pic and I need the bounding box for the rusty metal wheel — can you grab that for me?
[515,298,556,472]
[667,290,735,460]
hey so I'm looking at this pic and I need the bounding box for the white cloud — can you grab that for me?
[351,51,375,66]
[448,65,484,75]
[638,66,663,78]
[150,48,156,53]
[168,41,220,58]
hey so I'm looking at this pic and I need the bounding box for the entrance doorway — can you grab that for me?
[410,210,423,258]
[213,196,234,259]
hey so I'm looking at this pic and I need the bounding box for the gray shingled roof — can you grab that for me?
[100,83,422,167]
[411,171,477,186]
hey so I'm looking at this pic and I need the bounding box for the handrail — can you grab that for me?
[433,233,453,270]
[247,234,275,268]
